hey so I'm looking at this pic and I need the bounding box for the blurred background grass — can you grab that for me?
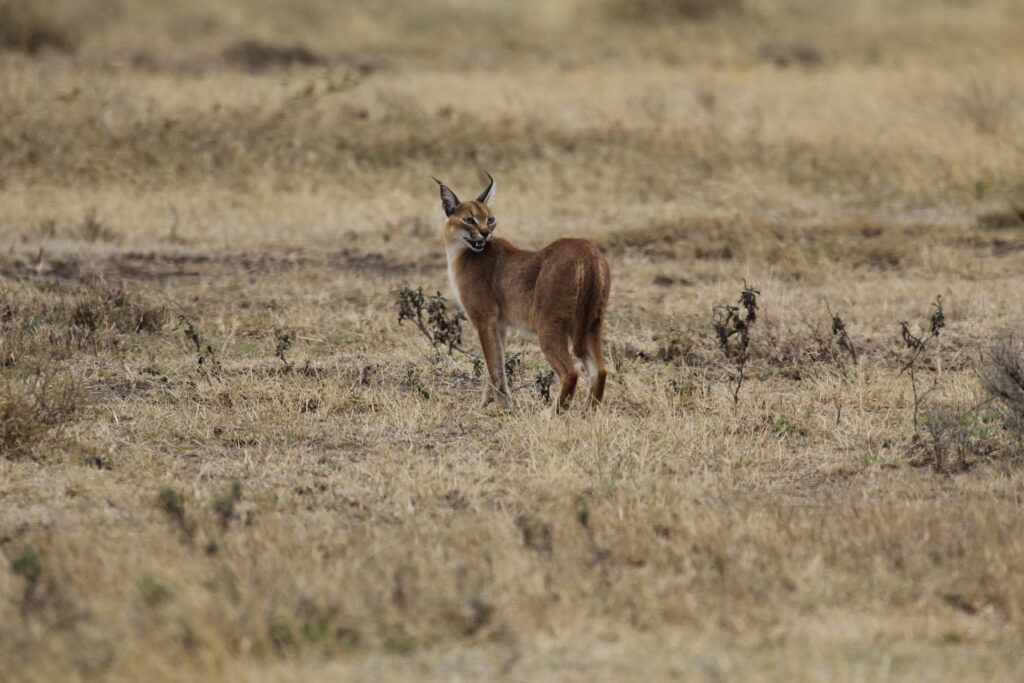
[4,0,1022,55]
[1,0,1022,247]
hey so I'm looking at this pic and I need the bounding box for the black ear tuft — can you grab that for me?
[434,177,459,216]
[476,172,496,205]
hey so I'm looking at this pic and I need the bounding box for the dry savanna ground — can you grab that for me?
[3,0,1024,680]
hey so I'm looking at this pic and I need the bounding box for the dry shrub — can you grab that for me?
[922,407,979,473]
[977,205,1024,230]
[77,209,118,243]
[0,1,76,54]
[223,39,324,71]
[66,278,167,339]
[1,370,79,456]
[609,0,744,21]
[950,80,1015,135]
[752,318,833,372]
[981,336,1024,440]
[0,277,168,456]
[3,278,165,355]
[759,41,823,68]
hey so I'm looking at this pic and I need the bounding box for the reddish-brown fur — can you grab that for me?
[437,176,611,412]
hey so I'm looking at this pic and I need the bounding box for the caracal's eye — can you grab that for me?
[486,216,495,227]
[462,216,477,226]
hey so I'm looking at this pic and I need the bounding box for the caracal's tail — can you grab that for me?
[572,256,608,358]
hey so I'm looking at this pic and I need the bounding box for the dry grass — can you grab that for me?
[3,0,1024,680]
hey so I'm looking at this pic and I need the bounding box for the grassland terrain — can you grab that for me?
[3,0,1024,679]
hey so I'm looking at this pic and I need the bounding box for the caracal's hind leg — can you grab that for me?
[583,325,608,408]
[538,325,578,413]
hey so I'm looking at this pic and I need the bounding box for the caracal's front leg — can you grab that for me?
[496,324,512,401]
[477,319,511,409]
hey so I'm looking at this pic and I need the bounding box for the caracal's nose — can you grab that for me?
[479,229,491,240]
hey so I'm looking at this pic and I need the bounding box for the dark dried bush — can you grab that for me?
[1,370,79,456]
[977,206,1024,230]
[223,40,323,71]
[759,41,824,68]
[69,279,166,337]
[923,408,978,474]
[395,286,467,356]
[981,337,1024,439]
[0,2,76,54]
[712,283,759,404]
[609,0,744,21]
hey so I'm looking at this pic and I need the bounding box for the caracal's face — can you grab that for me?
[445,201,497,253]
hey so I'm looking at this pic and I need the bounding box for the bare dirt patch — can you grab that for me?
[0,247,424,283]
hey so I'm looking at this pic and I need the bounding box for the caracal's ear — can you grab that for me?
[433,177,460,217]
[476,172,496,205]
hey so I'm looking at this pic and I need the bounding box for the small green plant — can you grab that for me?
[899,295,945,429]
[534,370,555,403]
[12,546,42,584]
[403,368,430,399]
[302,619,331,645]
[504,352,523,385]
[825,299,857,364]
[11,546,43,607]
[395,286,468,356]
[821,299,858,425]
[712,283,760,404]
[213,478,243,526]
[139,575,173,606]
[157,485,193,538]
[770,416,805,438]
[176,315,220,374]
[274,331,294,370]
[668,371,711,404]
[384,634,415,655]
[269,613,296,654]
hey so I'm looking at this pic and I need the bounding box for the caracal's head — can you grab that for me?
[434,174,497,254]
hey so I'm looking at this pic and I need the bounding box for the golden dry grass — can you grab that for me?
[3,0,1024,680]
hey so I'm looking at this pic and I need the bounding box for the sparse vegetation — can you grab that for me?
[3,0,1024,680]
[156,485,192,539]
[608,0,744,22]
[176,315,220,374]
[712,283,759,404]
[534,369,555,403]
[212,478,243,526]
[395,286,467,356]
[274,331,294,370]
[921,405,999,474]
[0,370,79,456]
[981,336,1024,444]
[826,299,857,365]
[899,296,946,429]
